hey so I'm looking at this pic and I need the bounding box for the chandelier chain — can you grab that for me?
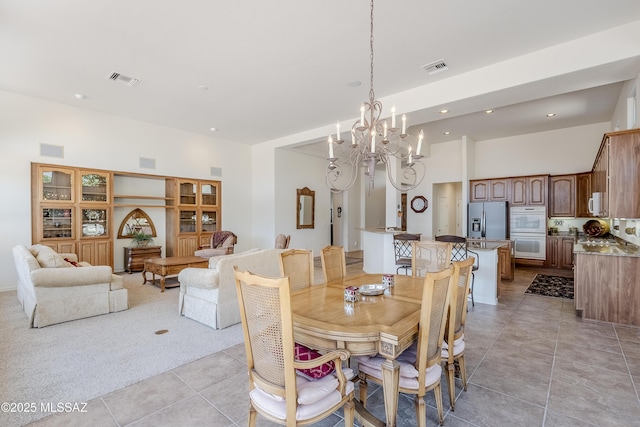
[369,0,375,103]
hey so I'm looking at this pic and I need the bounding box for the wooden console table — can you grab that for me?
[124,245,162,273]
[142,256,208,292]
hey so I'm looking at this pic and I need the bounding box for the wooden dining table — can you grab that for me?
[291,273,425,427]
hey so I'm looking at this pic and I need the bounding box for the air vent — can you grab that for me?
[107,72,141,87]
[421,59,448,75]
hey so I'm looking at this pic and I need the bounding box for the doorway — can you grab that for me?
[433,182,463,236]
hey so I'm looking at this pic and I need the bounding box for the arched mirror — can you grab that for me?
[117,208,157,238]
[296,187,315,229]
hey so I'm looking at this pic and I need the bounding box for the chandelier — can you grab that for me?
[325,0,425,194]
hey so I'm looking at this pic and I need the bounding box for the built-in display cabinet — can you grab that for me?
[31,163,222,267]
[165,178,221,257]
[32,164,113,265]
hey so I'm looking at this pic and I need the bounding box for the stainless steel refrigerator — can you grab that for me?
[468,201,509,239]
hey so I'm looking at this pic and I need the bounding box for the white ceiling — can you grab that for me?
[2,0,640,152]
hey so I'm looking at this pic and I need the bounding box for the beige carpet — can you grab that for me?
[0,274,244,427]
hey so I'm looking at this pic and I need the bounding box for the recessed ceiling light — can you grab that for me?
[210,127,218,132]
[546,113,556,117]
[485,109,493,114]
[198,85,208,91]
[347,81,362,88]
[443,131,451,135]
[439,109,449,114]
[74,93,86,100]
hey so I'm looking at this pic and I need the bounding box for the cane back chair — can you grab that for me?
[320,245,346,283]
[234,268,354,426]
[411,240,453,277]
[357,266,456,426]
[279,249,314,291]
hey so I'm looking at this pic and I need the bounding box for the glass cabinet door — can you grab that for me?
[179,209,197,233]
[81,208,108,237]
[41,168,73,202]
[42,208,73,239]
[179,181,197,205]
[200,210,218,233]
[200,183,218,206]
[80,171,109,202]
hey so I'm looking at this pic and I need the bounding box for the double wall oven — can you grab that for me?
[510,206,546,260]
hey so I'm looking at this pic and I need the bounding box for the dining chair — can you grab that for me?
[320,245,346,283]
[279,249,314,291]
[393,233,421,275]
[357,266,456,426]
[275,233,291,249]
[442,257,474,411]
[234,268,355,426]
[434,235,479,306]
[411,240,453,277]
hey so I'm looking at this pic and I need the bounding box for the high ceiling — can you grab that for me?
[2,0,640,152]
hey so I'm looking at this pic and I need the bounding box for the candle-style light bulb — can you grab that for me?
[351,130,356,145]
[371,130,376,153]
[402,114,407,134]
[336,121,341,141]
[391,105,396,128]
[383,120,388,138]
[417,129,424,155]
[328,135,334,158]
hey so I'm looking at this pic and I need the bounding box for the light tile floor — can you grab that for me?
[28,257,640,426]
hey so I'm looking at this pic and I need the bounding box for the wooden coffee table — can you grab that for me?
[142,256,208,292]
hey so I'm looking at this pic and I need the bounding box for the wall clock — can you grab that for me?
[411,195,428,213]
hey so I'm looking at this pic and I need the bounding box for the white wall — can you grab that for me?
[0,90,251,291]
[274,149,330,256]
[473,122,610,178]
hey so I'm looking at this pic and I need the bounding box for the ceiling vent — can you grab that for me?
[421,60,448,75]
[107,72,140,87]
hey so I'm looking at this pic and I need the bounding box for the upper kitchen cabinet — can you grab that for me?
[575,172,592,217]
[549,174,576,217]
[601,129,640,218]
[510,175,548,206]
[470,178,510,202]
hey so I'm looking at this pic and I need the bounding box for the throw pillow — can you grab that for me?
[64,258,80,267]
[34,246,70,268]
[294,343,335,379]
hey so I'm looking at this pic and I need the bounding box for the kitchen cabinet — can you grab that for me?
[165,178,221,257]
[549,174,576,217]
[510,175,548,206]
[575,172,592,217]
[575,253,640,325]
[31,164,113,266]
[498,242,514,280]
[546,236,575,269]
[470,178,510,202]
[597,129,640,218]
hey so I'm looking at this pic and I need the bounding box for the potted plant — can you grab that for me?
[131,231,153,247]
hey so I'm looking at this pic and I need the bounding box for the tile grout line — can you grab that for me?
[613,325,640,404]
[540,299,563,427]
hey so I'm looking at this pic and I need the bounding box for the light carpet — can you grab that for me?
[0,274,244,427]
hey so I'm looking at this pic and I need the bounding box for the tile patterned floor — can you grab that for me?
[28,258,640,427]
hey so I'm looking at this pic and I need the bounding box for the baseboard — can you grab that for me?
[0,285,17,292]
[515,258,545,267]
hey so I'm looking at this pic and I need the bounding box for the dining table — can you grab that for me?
[291,273,426,427]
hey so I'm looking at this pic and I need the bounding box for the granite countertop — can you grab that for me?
[358,227,407,234]
[466,239,509,251]
[573,241,640,257]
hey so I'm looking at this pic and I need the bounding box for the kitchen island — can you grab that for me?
[466,240,510,305]
[574,238,640,325]
[359,227,406,274]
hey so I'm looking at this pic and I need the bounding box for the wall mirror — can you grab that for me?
[117,208,157,238]
[296,187,315,229]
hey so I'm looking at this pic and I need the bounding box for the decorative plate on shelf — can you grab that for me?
[358,284,387,296]
[82,223,105,236]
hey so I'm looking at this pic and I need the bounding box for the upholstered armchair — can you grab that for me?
[194,231,237,258]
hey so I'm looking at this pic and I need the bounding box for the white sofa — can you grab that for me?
[178,248,286,329]
[12,244,129,328]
